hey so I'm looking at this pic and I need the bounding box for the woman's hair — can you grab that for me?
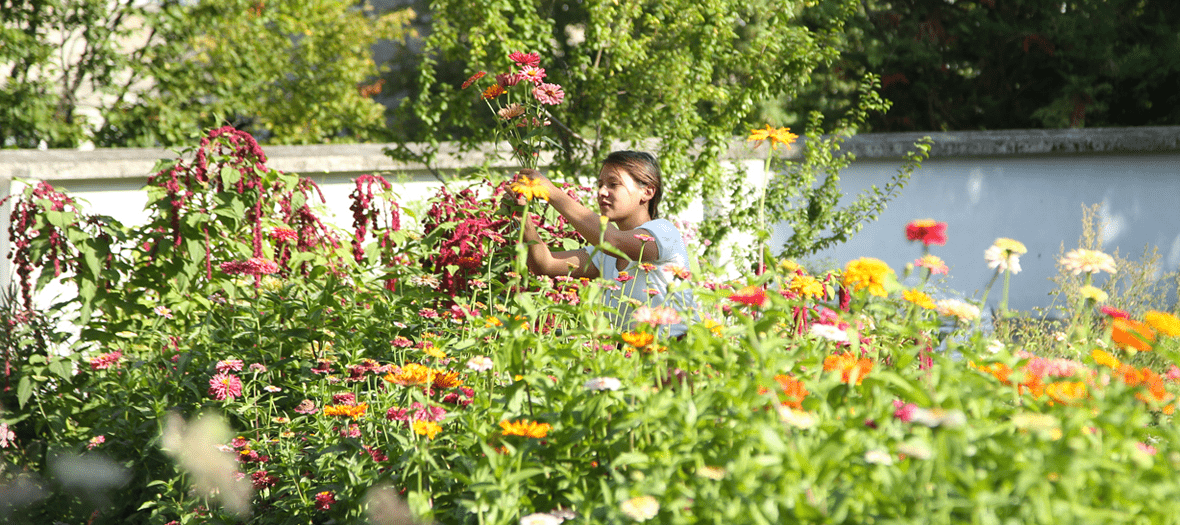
[603,150,662,219]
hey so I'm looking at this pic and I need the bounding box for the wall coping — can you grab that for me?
[3,126,1180,182]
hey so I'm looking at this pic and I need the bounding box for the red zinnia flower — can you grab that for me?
[509,51,541,67]
[729,285,768,308]
[209,372,243,401]
[905,219,947,246]
[461,71,486,89]
[532,83,564,105]
[90,350,122,370]
[315,491,336,511]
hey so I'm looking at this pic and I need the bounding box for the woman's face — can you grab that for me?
[596,165,652,224]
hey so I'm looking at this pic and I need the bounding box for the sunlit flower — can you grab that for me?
[1078,285,1108,303]
[620,331,654,349]
[519,66,546,85]
[777,405,816,429]
[1046,381,1088,406]
[729,285,768,308]
[87,435,105,450]
[90,350,122,370]
[787,275,825,299]
[407,274,440,289]
[270,227,297,242]
[695,465,727,480]
[520,513,563,525]
[865,449,894,465]
[772,374,808,410]
[619,495,660,521]
[902,289,935,310]
[1061,249,1117,275]
[154,305,173,318]
[809,323,849,343]
[1111,317,1155,351]
[905,219,947,246]
[1144,310,1180,337]
[384,363,436,387]
[747,124,798,149]
[532,83,565,105]
[412,420,442,439]
[216,359,244,372]
[323,403,368,418]
[423,346,447,360]
[1091,348,1121,369]
[461,71,486,89]
[498,103,526,120]
[208,373,243,401]
[1100,305,1130,319]
[984,238,1026,274]
[466,356,493,372]
[632,305,681,326]
[220,257,280,276]
[294,399,318,414]
[482,84,506,100]
[584,377,622,391]
[823,352,874,385]
[915,254,949,275]
[499,419,551,438]
[842,257,894,297]
[935,299,981,322]
[511,176,550,202]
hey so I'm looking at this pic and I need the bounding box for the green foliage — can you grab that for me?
[388,0,858,213]
[1,0,413,148]
[4,129,1180,524]
[795,0,1180,131]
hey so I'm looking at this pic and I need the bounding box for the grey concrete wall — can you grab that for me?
[3,127,1179,314]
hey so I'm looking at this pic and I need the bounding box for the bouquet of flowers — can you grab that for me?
[462,51,565,170]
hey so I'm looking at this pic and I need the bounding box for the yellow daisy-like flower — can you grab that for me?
[510,176,550,202]
[384,363,436,387]
[423,345,447,360]
[902,289,936,310]
[412,420,442,440]
[1091,348,1121,369]
[323,403,368,418]
[499,419,551,438]
[787,274,825,299]
[778,259,801,273]
[1144,310,1180,337]
[747,124,799,149]
[620,331,655,349]
[993,238,1028,255]
[1078,285,1108,303]
[842,257,894,297]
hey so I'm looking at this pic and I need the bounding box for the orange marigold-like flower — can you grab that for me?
[747,124,798,149]
[773,374,808,410]
[842,257,894,297]
[384,363,436,387]
[823,352,873,385]
[482,84,506,100]
[729,285,768,308]
[461,71,486,89]
[621,331,655,349]
[1144,310,1180,337]
[1111,317,1155,352]
[510,176,550,202]
[323,403,368,418]
[499,419,551,438]
[431,369,463,389]
[1046,381,1088,406]
[787,275,825,299]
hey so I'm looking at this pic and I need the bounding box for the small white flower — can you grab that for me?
[984,245,1023,274]
[986,339,1004,354]
[777,405,817,429]
[864,449,893,465]
[584,377,622,391]
[264,385,282,393]
[619,496,660,521]
[520,513,563,525]
[809,323,849,343]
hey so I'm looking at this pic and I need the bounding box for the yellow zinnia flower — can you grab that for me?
[510,176,550,202]
[787,274,825,299]
[1078,285,1108,303]
[842,257,894,297]
[323,403,368,418]
[1144,311,1180,337]
[412,420,442,439]
[499,419,551,438]
[747,124,798,149]
[903,289,936,310]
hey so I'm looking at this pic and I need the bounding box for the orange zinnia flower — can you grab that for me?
[1111,317,1155,351]
[1046,381,1087,406]
[323,403,368,418]
[823,352,873,385]
[482,84,506,100]
[431,370,463,389]
[499,419,551,438]
[773,374,808,410]
[747,124,798,149]
[384,363,436,387]
[1091,348,1121,369]
[412,420,442,439]
[621,331,655,349]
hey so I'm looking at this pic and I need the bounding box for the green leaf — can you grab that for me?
[17,376,33,408]
[220,165,242,186]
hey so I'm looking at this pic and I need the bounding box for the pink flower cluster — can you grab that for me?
[219,257,280,276]
[209,372,243,401]
[386,401,448,424]
[90,350,123,370]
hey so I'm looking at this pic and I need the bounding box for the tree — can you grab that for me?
[792,0,1180,131]
[1,0,414,148]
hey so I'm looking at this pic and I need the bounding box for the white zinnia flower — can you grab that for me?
[809,323,849,343]
[619,496,660,521]
[520,513,563,525]
[583,377,622,391]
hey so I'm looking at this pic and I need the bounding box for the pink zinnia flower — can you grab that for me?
[509,51,541,67]
[519,66,546,85]
[1100,305,1130,319]
[216,359,244,372]
[332,393,357,406]
[294,399,318,414]
[209,373,243,401]
[340,424,361,438]
[411,402,447,422]
[496,72,523,87]
[87,435,106,450]
[729,286,768,308]
[391,336,413,348]
[915,254,949,275]
[532,83,565,105]
[90,350,122,370]
[251,470,279,489]
[270,227,297,243]
[315,491,336,511]
[893,400,917,423]
[249,363,267,373]
[1166,365,1180,381]
[386,407,409,422]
